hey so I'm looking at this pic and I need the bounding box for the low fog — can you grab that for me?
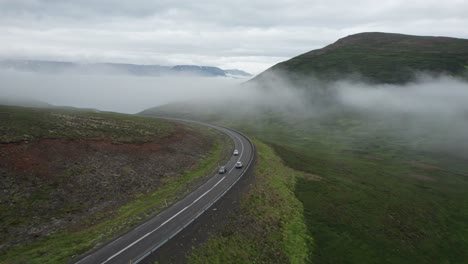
[0,70,244,113]
[335,76,468,117]
[3,69,467,118]
[1,70,468,156]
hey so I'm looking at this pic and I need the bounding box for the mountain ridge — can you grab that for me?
[0,59,252,78]
[252,32,468,84]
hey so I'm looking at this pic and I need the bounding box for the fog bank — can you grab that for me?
[0,70,242,113]
[2,69,468,156]
[335,76,468,117]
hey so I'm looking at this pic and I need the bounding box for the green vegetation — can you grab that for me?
[1,138,227,264]
[253,32,468,84]
[142,31,468,263]
[145,103,468,263]
[189,141,311,264]
[243,119,468,264]
[0,105,232,263]
[0,104,173,143]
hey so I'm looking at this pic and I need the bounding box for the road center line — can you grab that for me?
[100,176,226,264]
[228,131,244,173]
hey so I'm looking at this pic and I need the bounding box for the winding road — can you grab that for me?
[73,119,255,264]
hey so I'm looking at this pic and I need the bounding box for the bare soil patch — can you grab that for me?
[0,125,215,252]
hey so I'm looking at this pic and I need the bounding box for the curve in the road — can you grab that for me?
[72,119,255,264]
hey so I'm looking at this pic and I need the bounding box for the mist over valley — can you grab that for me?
[1,1,468,262]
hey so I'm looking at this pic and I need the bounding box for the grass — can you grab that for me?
[0,105,232,264]
[251,119,468,264]
[273,49,468,84]
[1,130,229,264]
[0,105,174,143]
[145,104,468,263]
[253,32,468,84]
[140,32,468,261]
[0,130,229,263]
[188,140,311,264]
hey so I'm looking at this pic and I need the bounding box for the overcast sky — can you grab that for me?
[1,0,467,74]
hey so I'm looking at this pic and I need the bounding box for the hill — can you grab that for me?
[0,97,53,108]
[141,97,468,264]
[252,32,468,84]
[0,60,252,78]
[141,57,468,263]
[0,105,231,263]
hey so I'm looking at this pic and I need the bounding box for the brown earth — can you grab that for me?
[0,125,219,253]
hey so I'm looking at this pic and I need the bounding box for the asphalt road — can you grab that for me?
[73,119,255,264]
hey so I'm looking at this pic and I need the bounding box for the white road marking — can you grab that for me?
[75,254,92,264]
[100,176,226,264]
[79,124,249,264]
[228,131,245,173]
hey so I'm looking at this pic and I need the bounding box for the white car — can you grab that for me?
[233,150,239,156]
[235,161,243,168]
[219,166,227,174]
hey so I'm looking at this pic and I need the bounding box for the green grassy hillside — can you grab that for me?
[141,31,468,263]
[142,103,468,264]
[0,105,173,143]
[259,120,468,264]
[252,32,468,84]
[189,141,311,264]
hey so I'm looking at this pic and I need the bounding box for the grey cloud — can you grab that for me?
[0,0,467,73]
[2,0,467,26]
[336,76,468,116]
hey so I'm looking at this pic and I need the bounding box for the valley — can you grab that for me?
[140,32,468,263]
[2,30,468,264]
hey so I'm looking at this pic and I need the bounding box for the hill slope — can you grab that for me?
[252,32,468,84]
[141,70,468,263]
[0,105,231,263]
[140,99,468,264]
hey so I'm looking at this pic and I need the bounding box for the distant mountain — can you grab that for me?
[252,32,468,84]
[0,60,252,78]
[0,97,53,108]
[223,69,252,77]
[0,97,102,112]
[0,60,76,74]
[172,65,227,77]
